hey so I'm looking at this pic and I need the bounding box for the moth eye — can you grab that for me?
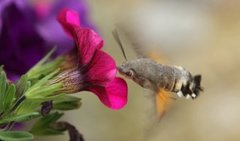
[126,69,134,77]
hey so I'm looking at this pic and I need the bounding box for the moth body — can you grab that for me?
[118,58,202,99]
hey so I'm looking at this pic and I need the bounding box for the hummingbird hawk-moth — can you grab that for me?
[113,28,203,119]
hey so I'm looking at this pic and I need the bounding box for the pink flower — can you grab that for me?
[52,9,128,110]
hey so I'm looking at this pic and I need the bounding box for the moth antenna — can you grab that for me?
[112,28,128,61]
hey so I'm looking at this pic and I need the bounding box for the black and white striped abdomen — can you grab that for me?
[156,65,203,99]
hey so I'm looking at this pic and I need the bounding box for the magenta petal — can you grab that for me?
[88,78,128,110]
[85,50,116,85]
[74,28,103,65]
[57,9,103,65]
[57,8,80,37]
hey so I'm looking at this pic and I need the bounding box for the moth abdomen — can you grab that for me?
[169,66,203,99]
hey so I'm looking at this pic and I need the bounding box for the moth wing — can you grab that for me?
[155,89,173,120]
[149,46,170,119]
[114,24,149,58]
[115,24,167,63]
[147,45,171,119]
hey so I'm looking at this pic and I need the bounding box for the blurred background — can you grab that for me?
[30,0,240,141]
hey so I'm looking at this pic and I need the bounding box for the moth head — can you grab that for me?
[117,63,136,79]
[117,60,154,90]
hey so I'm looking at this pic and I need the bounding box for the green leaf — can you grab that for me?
[54,95,81,102]
[3,84,16,110]
[0,131,33,141]
[27,83,63,99]
[53,95,81,111]
[15,100,42,115]
[0,71,7,111]
[28,57,63,80]
[0,70,7,94]
[25,69,61,99]
[16,75,31,98]
[29,69,59,89]
[53,101,81,111]
[25,93,65,102]
[30,112,64,136]
[15,94,64,115]
[0,69,16,113]
[0,112,40,124]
